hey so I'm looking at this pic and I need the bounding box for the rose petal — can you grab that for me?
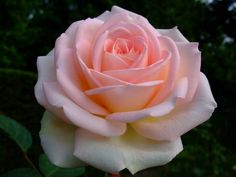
[76,55,102,88]
[103,56,170,83]
[85,81,163,112]
[65,20,83,39]
[40,111,85,167]
[47,50,54,56]
[95,11,162,70]
[35,54,73,123]
[111,6,141,18]
[132,73,217,141]
[108,27,132,41]
[94,12,151,50]
[74,127,183,174]
[91,69,129,86]
[55,33,72,59]
[109,22,149,42]
[43,82,126,137]
[75,18,103,67]
[96,5,138,22]
[107,77,188,122]
[95,13,135,40]
[35,55,56,107]
[102,52,129,71]
[96,10,111,21]
[56,48,109,116]
[148,36,180,106]
[176,42,201,100]
[107,6,162,63]
[92,31,109,71]
[129,37,148,68]
[157,27,189,42]
[93,22,149,71]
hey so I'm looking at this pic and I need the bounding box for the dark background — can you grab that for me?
[0,0,235,177]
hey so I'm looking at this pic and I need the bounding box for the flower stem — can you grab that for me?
[24,152,44,177]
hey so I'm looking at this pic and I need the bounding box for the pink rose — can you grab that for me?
[35,6,217,174]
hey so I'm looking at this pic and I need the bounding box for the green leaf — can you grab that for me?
[0,115,32,152]
[39,154,85,177]
[1,168,41,177]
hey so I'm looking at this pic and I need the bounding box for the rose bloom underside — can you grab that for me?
[35,6,217,174]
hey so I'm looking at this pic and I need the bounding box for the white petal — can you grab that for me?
[40,111,84,167]
[74,127,183,174]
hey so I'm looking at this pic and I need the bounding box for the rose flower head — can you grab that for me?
[35,6,217,174]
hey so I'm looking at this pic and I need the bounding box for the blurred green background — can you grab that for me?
[0,0,235,177]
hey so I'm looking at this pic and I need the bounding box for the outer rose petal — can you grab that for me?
[64,21,83,40]
[35,55,56,106]
[75,18,103,67]
[34,53,70,123]
[96,10,110,21]
[157,27,189,42]
[74,127,183,174]
[40,111,85,167]
[97,6,139,22]
[43,82,126,137]
[55,46,109,116]
[176,42,201,100]
[132,72,217,141]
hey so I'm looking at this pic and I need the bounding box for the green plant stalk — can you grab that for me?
[24,152,44,177]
